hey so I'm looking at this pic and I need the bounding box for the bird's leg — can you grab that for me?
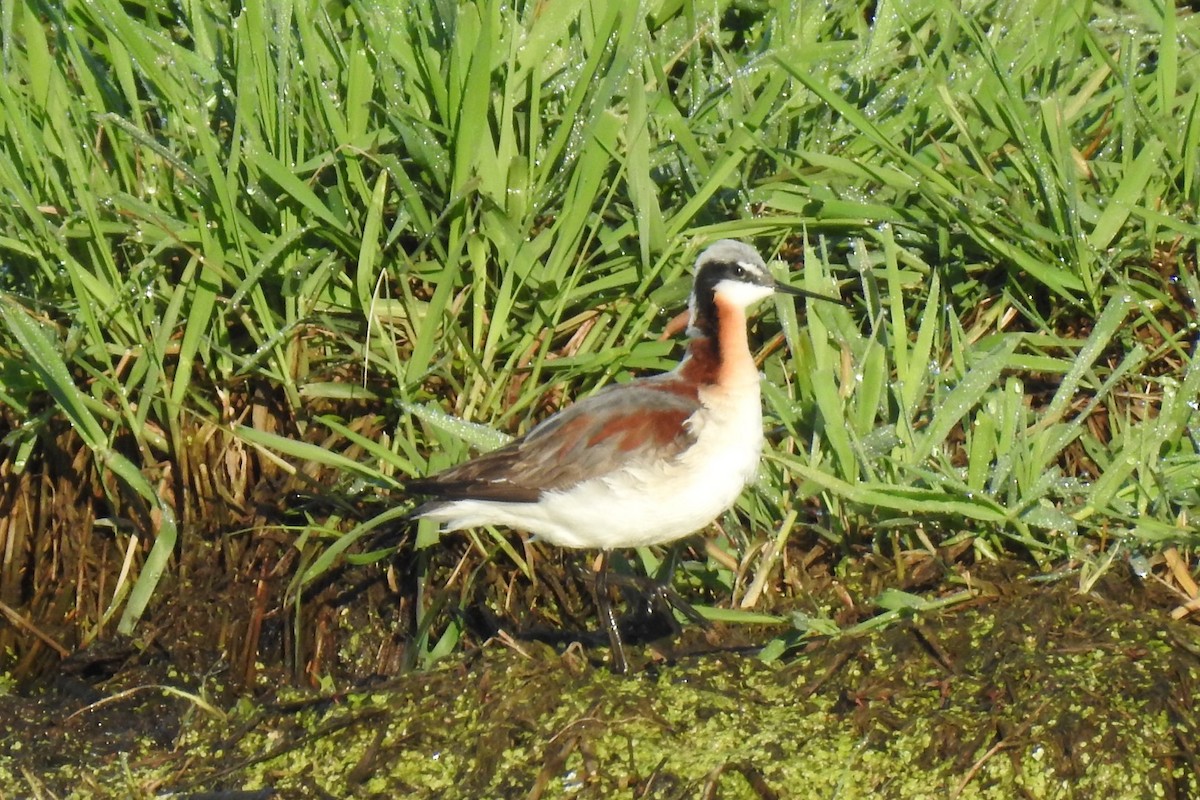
[645,580,710,629]
[594,550,629,674]
[605,571,710,630]
[652,545,710,629]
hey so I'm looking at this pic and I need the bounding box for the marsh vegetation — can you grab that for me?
[0,0,1198,796]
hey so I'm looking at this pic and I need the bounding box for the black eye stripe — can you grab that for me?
[694,259,767,294]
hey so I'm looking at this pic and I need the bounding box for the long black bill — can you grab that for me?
[775,281,849,307]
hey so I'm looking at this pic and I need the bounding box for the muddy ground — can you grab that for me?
[2,557,1199,799]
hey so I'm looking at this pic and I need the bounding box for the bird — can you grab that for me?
[407,240,844,672]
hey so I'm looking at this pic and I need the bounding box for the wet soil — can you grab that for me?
[2,560,1198,799]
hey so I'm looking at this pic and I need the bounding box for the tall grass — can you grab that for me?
[0,0,1197,670]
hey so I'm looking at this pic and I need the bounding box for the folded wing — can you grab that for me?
[408,380,701,504]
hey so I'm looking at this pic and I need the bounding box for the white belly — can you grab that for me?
[423,383,764,550]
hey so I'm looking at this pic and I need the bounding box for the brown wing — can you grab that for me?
[407,379,701,504]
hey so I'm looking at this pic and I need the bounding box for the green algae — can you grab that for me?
[3,573,1197,798]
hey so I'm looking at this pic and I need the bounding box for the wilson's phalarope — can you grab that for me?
[409,240,843,672]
